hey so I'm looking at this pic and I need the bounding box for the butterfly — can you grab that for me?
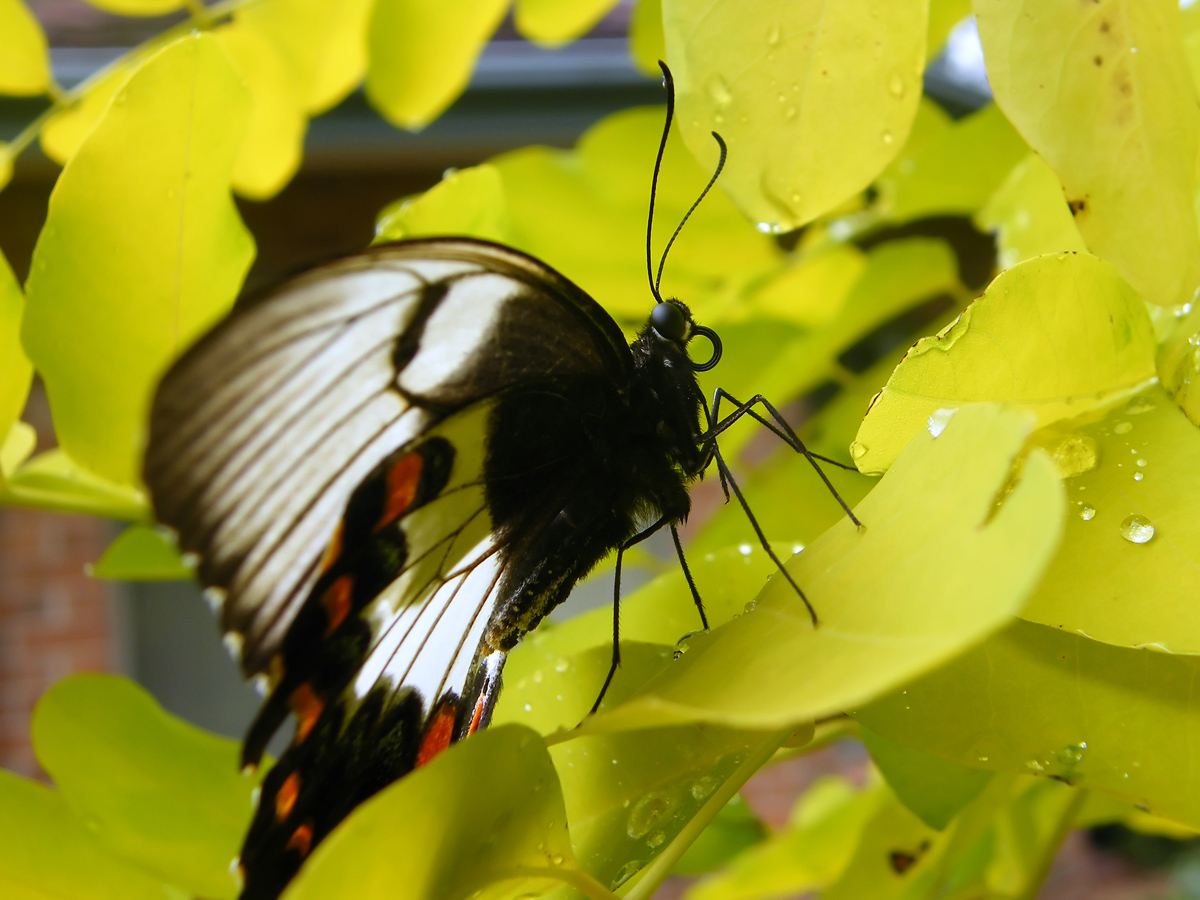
[143,64,860,900]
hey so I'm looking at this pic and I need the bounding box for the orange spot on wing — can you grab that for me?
[318,521,344,575]
[468,694,486,736]
[416,704,457,768]
[320,575,353,636]
[275,772,300,822]
[288,684,324,744]
[286,823,313,857]
[375,452,423,531]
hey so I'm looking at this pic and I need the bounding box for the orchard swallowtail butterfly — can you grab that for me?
[143,64,860,900]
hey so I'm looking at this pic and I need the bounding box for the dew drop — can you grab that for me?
[646,832,665,849]
[1119,514,1155,544]
[785,106,797,120]
[532,669,543,684]
[554,657,570,673]
[691,776,718,800]
[1137,458,1147,467]
[738,543,752,556]
[850,441,867,459]
[743,600,757,614]
[977,756,989,763]
[1114,421,1133,434]
[523,703,532,712]
[766,23,781,46]
[707,76,733,108]
[888,74,905,97]
[551,854,564,866]
[1188,333,1200,347]
[1079,504,1096,521]
[1133,472,1144,481]
[927,407,957,438]
[1048,434,1097,477]
[881,130,894,145]
[627,792,673,839]
[611,861,642,890]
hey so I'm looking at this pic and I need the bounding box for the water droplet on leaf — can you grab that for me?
[1079,504,1096,521]
[1114,421,1133,434]
[1120,514,1155,544]
[927,407,957,438]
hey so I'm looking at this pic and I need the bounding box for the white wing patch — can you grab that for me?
[398,273,518,396]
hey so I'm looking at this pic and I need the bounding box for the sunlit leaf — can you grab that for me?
[1,448,150,520]
[0,248,32,443]
[739,244,864,327]
[662,0,927,230]
[32,674,261,899]
[215,21,308,199]
[859,725,992,830]
[41,53,144,164]
[821,785,940,900]
[853,252,1157,474]
[0,421,36,480]
[673,797,766,877]
[855,618,1200,830]
[0,141,11,190]
[22,34,255,486]
[975,152,1087,271]
[687,777,878,900]
[0,768,171,900]
[376,164,514,244]
[0,0,50,96]
[975,0,1200,307]
[581,404,1065,734]
[1019,384,1200,654]
[874,103,1028,225]
[367,0,508,129]
[82,0,183,12]
[308,0,373,112]
[926,0,971,61]
[629,0,665,77]
[285,725,599,900]
[514,0,622,46]
[90,524,194,580]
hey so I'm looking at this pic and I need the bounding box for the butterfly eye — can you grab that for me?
[651,301,688,341]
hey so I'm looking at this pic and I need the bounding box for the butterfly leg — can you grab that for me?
[711,442,818,626]
[589,515,671,716]
[707,388,862,527]
[670,523,709,630]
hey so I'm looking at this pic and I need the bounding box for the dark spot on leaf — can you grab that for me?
[1050,774,1074,785]
[890,851,918,874]
[1069,198,1088,216]
[1100,20,1111,33]
[1094,55,1103,66]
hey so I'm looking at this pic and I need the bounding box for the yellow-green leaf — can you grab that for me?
[80,0,183,14]
[974,0,1200,306]
[926,0,970,61]
[0,421,36,480]
[662,0,927,231]
[41,52,145,164]
[22,34,254,486]
[0,0,49,95]
[856,618,1200,830]
[853,253,1157,475]
[375,164,513,245]
[630,0,665,76]
[515,0,622,46]
[581,403,1065,734]
[0,248,32,442]
[308,0,373,112]
[687,777,878,900]
[1020,384,1200,654]
[0,141,12,189]
[286,725,596,900]
[740,244,864,327]
[0,768,171,900]
[874,103,1028,225]
[90,524,194,580]
[215,20,308,199]
[0,448,150,519]
[367,0,508,129]
[975,152,1087,271]
[32,674,261,899]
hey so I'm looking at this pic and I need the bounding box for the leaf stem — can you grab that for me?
[509,865,619,900]
[621,726,795,900]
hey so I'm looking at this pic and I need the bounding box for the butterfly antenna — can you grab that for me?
[655,132,727,299]
[646,61,676,305]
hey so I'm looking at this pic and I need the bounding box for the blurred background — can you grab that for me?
[3,2,1192,897]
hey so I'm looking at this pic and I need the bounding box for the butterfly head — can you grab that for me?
[649,299,722,372]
